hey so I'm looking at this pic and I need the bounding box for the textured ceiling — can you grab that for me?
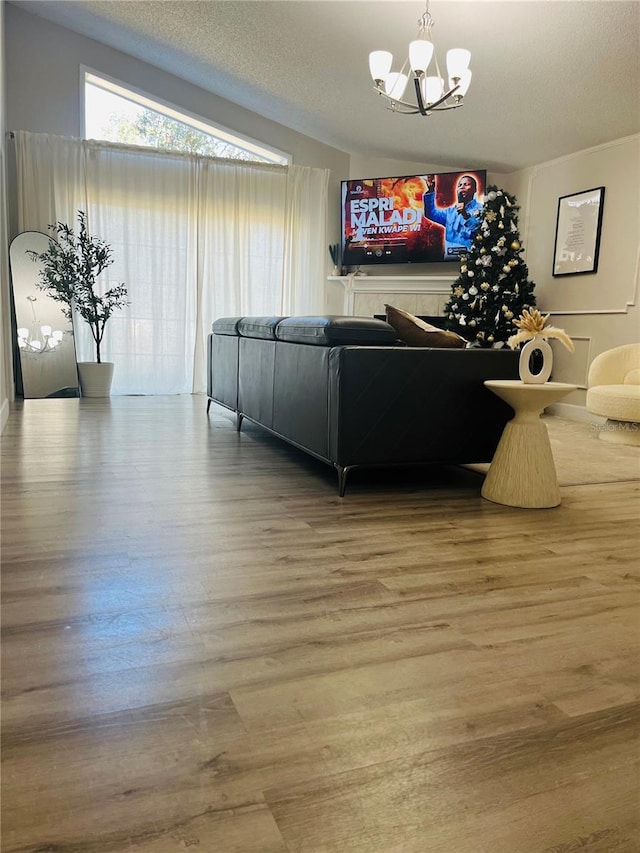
[10,0,640,172]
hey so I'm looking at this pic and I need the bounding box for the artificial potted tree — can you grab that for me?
[28,210,128,397]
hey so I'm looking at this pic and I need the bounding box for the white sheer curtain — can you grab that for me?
[15,131,329,394]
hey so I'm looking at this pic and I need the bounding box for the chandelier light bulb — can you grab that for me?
[446,48,471,80]
[454,69,472,97]
[40,325,52,337]
[409,39,434,75]
[384,72,409,101]
[369,50,393,84]
[423,76,444,105]
[17,327,29,339]
[369,0,471,115]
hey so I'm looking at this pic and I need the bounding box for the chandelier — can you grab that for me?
[17,296,65,353]
[368,0,472,115]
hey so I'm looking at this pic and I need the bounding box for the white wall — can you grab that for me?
[1,2,12,431]
[504,135,640,408]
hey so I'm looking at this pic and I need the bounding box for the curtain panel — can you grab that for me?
[14,132,329,395]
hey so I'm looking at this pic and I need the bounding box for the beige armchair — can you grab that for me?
[586,343,640,445]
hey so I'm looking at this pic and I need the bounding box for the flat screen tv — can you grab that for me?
[341,169,487,266]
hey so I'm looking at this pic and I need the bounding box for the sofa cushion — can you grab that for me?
[275,316,397,346]
[212,317,242,336]
[586,384,640,422]
[238,317,287,340]
[384,304,466,348]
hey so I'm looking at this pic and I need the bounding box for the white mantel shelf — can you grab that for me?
[328,274,455,289]
[327,274,456,315]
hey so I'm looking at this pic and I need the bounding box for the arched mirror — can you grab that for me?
[9,231,80,398]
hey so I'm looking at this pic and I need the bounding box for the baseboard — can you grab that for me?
[0,396,9,434]
[546,401,605,424]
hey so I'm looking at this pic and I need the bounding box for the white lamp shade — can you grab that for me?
[454,69,472,96]
[17,327,28,339]
[40,325,52,337]
[409,39,434,74]
[446,48,471,79]
[369,50,393,82]
[422,76,444,104]
[385,72,409,100]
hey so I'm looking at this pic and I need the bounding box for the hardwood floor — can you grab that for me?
[1,395,639,853]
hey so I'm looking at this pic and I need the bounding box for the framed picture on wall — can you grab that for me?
[552,186,605,277]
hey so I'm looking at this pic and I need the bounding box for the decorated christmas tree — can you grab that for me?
[443,185,536,347]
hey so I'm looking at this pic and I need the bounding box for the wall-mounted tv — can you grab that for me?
[341,169,487,266]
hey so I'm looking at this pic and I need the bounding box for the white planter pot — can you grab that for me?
[77,362,114,397]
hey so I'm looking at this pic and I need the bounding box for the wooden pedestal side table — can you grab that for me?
[481,380,577,508]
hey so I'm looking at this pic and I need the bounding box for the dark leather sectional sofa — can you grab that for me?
[207,315,519,495]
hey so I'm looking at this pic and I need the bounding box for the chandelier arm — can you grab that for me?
[373,84,422,112]
[373,81,462,114]
[425,102,464,112]
[413,78,429,116]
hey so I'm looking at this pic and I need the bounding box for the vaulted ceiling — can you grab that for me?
[10,0,640,172]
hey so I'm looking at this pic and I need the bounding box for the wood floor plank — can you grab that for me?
[264,704,639,853]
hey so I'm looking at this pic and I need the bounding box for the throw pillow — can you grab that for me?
[384,304,466,348]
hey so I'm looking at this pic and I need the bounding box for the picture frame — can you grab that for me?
[552,186,605,277]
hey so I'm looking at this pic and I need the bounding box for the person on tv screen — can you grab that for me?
[423,174,483,258]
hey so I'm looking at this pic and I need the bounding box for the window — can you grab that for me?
[82,69,290,165]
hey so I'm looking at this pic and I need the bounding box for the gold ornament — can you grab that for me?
[476,234,483,242]
[480,247,486,254]
[481,283,490,291]
[510,241,521,251]
[485,211,497,222]
[454,286,464,297]
[460,265,467,273]
[498,222,504,230]
[508,259,518,267]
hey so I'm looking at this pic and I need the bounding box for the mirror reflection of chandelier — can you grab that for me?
[17,296,65,353]
[369,0,472,115]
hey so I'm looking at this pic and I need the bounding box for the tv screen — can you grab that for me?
[341,169,487,266]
